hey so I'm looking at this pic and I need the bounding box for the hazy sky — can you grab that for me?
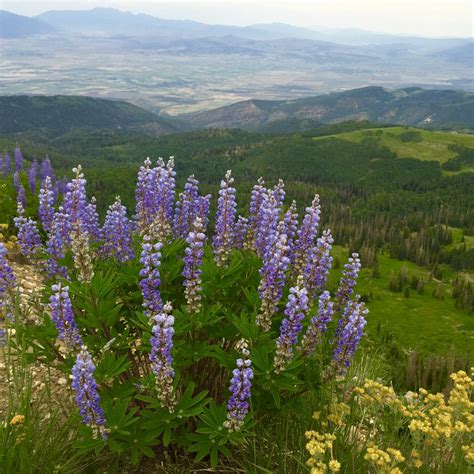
[1,0,473,38]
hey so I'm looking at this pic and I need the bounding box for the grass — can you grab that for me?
[313,126,474,167]
[329,246,474,361]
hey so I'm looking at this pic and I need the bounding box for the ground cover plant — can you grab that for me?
[0,145,472,472]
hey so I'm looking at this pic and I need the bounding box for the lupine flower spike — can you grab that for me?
[0,243,16,320]
[245,177,266,249]
[29,158,39,193]
[50,282,83,348]
[332,299,368,374]
[224,341,253,432]
[39,176,56,233]
[183,217,207,313]
[293,194,321,277]
[274,275,309,373]
[14,144,23,172]
[17,185,26,209]
[14,202,42,259]
[335,253,361,310]
[41,156,55,182]
[45,208,71,278]
[257,232,291,331]
[64,166,94,282]
[300,291,334,357]
[212,170,237,266]
[101,196,134,262]
[305,229,334,299]
[139,236,163,316]
[71,346,108,439]
[149,302,176,411]
[173,174,199,239]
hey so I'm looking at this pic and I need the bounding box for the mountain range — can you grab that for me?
[0,95,176,136]
[181,87,474,132]
[1,7,472,50]
[1,87,473,137]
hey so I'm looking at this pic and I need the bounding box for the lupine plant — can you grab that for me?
[3,154,370,469]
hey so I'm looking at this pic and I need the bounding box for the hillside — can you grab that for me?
[0,95,178,136]
[0,10,55,38]
[183,87,474,131]
[313,126,474,170]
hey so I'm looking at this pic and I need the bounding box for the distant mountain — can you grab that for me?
[0,10,55,38]
[182,87,474,132]
[0,95,177,136]
[35,7,271,39]
[33,8,472,51]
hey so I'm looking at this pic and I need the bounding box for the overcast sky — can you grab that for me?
[1,0,473,38]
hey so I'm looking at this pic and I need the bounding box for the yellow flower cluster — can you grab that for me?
[306,369,473,471]
[305,431,340,473]
[402,370,474,447]
[354,379,398,406]
[364,445,405,473]
[327,402,350,427]
[10,414,25,426]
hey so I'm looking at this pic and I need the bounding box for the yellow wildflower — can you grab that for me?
[10,414,25,426]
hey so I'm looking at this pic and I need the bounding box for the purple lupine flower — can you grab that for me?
[246,177,266,249]
[274,275,309,373]
[56,177,68,196]
[13,171,20,192]
[212,170,237,267]
[29,158,39,193]
[255,190,281,258]
[233,215,249,249]
[136,157,176,241]
[196,194,211,229]
[280,200,299,259]
[300,291,334,357]
[39,176,56,233]
[335,253,361,310]
[149,302,176,411]
[64,166,94,282]
[272,179,285,208]
[0,243,16,320]
[45,208,71,278]
[0,154,3,174]
[224,342,253,432]
[50,282,83,348]
[3,154,11,175]
[41,156,55,182]
[63,166,88,225]
[14,144,23,172]
[101,196,134,262]
[173,174,199,239]
[257,232,291,331]
[332,299,368,374]
[84,197,102,242]
[292,194,321,277]
[135,158,154,233]
[71,346,108,439]
[17,185,26,209]
[148,157,176,241]
[14,202,42,259]
[305,229,334,299]
[139,236,163,316]
[183,217,207,313]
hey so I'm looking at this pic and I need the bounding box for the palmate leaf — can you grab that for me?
[140,382,209,436]
[188,401,253,468]
[95,352,131,381]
